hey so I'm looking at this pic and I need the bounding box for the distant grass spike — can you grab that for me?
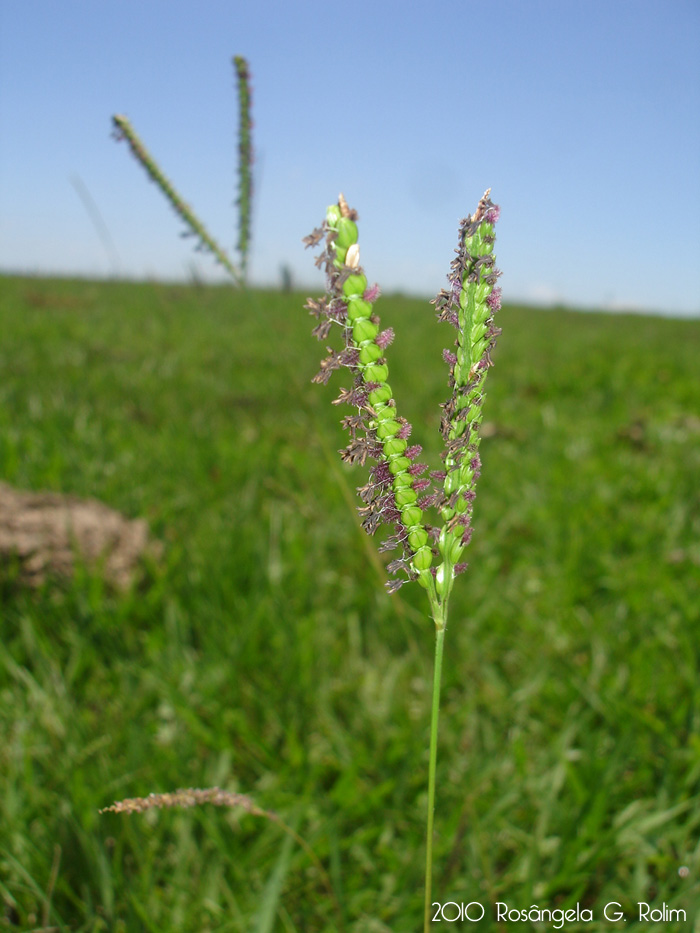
[112,114,242,285]
[101,787,346,931]
[233,56,253,281]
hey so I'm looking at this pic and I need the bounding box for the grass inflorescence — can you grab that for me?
[233,55,254,280]
[111,115,242,285]
[112,53,254,286]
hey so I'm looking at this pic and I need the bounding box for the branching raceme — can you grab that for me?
[112,55,254,285]
[304,190,501,616]
[304,190,501,931]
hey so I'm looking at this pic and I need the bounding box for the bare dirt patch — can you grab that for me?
[0,482,160,589]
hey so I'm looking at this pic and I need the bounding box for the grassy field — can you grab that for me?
[1,274,699,932]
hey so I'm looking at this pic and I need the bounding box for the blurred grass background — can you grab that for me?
[1,274,699,931]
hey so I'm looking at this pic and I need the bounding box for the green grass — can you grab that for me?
[1,274,699,931]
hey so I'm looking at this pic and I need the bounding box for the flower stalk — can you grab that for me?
[304,191,501,932]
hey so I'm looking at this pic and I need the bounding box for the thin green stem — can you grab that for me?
[424,598,447,933]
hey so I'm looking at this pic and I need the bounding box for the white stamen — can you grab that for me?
[346,243,360,269]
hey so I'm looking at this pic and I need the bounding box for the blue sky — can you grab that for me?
[1,0,699,315]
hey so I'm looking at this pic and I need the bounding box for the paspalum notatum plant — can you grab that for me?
[304,189,502,931]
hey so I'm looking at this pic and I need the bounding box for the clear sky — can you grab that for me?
[1,0,699,315]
